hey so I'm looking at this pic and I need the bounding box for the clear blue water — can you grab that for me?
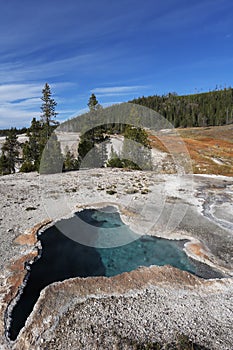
[92,209,196,276]
[8,207,223,341]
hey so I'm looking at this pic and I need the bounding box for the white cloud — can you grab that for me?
[93,93,141,98]
[0,83,69,128]
[91,85,149,95]
[51,82,77,91]
[0,84,42,103]
[0,83,41,127]
[0,106,40,128]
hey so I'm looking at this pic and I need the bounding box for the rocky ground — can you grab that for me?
[0,169,232,349]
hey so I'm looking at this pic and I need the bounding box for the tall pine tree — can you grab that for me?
[40,83,59,145]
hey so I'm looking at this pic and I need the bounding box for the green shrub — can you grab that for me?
[106,157,124,168]
[20,161,36,173]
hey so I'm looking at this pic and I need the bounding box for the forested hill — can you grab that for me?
[130,87,233,128]
[0,127,27,137]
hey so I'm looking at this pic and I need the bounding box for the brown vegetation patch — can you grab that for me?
[149,125,233,176]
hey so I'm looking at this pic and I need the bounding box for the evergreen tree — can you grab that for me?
[63,146,79,171]
[124,125,150,147]
[40,133,63,174]
[130,86,233,127]
[24,83,60,173]
[21,117,42,171]
[87,93,99,111]
[77,124,109,168]
[40,83,59,144]
[122,126,152,170]
[106,146,123,168]
[0,153,10,175]
[77,136,94,161]
[1,128,20,174]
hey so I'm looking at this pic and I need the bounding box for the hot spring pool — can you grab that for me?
[8,207,224,340]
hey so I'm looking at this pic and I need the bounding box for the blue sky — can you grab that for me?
[1,0,233,128]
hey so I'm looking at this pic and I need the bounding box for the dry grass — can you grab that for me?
[148,125,233,176]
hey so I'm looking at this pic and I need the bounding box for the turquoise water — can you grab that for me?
[92,208,196,276]
[8,207,223,341]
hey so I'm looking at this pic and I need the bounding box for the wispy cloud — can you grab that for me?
[91,85,149,96]
[0,84,41,128]
[0,106,40,128]
[0,53,96,84]
[0,84,41,102]
[0,83,77,128]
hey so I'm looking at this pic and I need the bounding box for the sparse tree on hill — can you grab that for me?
[88,93,100,111]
